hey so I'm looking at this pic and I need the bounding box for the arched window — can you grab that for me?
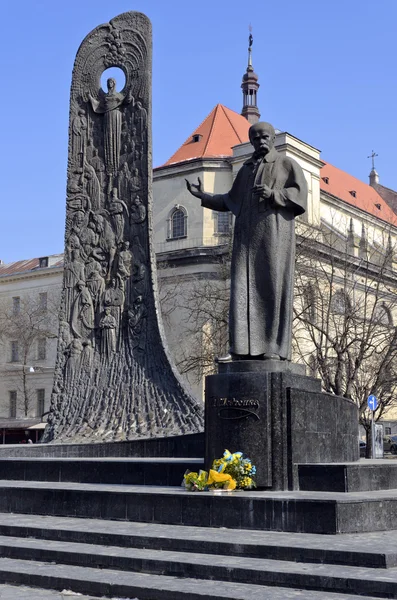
[374,303,393,326]
[331,289,351,315]
[168,206,187,240]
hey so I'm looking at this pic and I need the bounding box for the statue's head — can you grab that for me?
[107,78,116,92]
[249,122,276,156]
[123,241,130,249]
[73,210,85,227]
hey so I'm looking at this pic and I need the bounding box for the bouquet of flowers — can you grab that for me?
[183,470,208,491]
[209,450,256,490]
[183,450,256,491]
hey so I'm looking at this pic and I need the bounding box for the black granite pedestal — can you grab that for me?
[204,361,359,490]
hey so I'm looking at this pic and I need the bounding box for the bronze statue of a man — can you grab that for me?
[186,121,307,362]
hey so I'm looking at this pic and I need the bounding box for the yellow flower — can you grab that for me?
[224,478,237,490]
[207,469,234,486]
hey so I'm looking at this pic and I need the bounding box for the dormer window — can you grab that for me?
[322,176,329,184]
[349,190,357,198]
[192,134,202,143]
[375,203,381,210]
[38,257,48,268]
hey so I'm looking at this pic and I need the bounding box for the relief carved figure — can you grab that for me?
[90,214,117,280]
[72,109,88,159]
[83,160,102,210]
[118,161,131,200]
[64,248,85,315]
[86,257,106,313]
[127,295,147,351]
[104,277,125,346]
[71,281,95,340]
[130,168,141,193]
[117,241,133,281]
[88,78,134,178]
[99,307,117,358]
[108,187,129,243]
[130,195,146,224]
[65,339,83,385]
[89,148,106,187]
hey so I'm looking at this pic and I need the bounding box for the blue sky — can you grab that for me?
[1,0,396,263]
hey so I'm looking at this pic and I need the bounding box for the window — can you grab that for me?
[10,341,19,363]
[385,427,392,435]
[36,389,45,417]
[331,290,351,315]
[302,284,316,323]
[374,304,392,326]
[216,212,231,235]
[12,297,20,315]
[37,338,46,360]
[9,391,17,418]
[38,257,48,268]
[169,207,187,239]
[39,292,47,311]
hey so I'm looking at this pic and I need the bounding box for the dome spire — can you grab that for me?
[241,26,260,125]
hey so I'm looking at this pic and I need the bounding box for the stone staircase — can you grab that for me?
[0,448,396,598]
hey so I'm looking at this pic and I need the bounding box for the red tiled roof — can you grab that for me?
[0,255,64,278]
[162,104,250,167]
[321,162,397,226]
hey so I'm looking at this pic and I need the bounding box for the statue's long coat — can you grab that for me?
[202,147,307,359]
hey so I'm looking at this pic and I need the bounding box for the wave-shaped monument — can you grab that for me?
[43,11,204,444]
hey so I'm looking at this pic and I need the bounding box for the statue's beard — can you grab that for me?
[253,147,269,159]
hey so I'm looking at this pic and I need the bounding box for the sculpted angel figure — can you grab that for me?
[87,78,134,177]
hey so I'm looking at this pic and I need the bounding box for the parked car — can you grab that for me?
[359,440,366,457]
[383,435,397,454]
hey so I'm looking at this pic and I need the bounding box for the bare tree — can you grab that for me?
[0,290,60,416]
[158,243,231,387]
[293,220,397,453]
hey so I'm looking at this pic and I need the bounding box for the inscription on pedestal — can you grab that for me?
[211,396,260,421]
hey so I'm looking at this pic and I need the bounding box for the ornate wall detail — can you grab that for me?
[44,11,203,443]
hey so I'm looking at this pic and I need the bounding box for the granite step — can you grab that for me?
[0,557,389,600]
[0,585,125,599]
[0,457,203,486]
[2,533,397,597]
[0,513,395,568]
[0,433,204,459]
[1,479,397,533]
[298,460,397,492]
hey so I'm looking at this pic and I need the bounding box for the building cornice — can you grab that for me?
[0,266,64,285]
[154,157,232,180]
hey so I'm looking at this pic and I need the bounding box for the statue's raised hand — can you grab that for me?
[185,177,204,199]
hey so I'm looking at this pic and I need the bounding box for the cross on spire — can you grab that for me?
[368,150,378,170]
[248,25,253,66]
